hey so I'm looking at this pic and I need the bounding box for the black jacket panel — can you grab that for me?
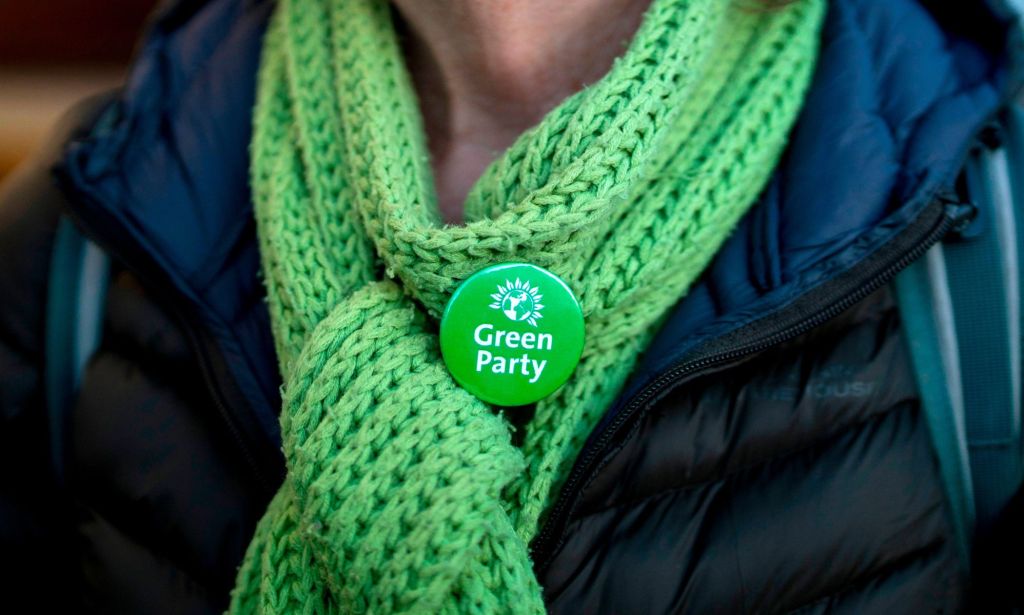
[0,103,270,614]
[541,287,965,614]
[70,267,268,612]
[0,106,100,612]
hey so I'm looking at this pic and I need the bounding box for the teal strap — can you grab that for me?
[896,106,1024,564]
[45,217,110,486]
[894,246,975,564]
[951,135,1024,534]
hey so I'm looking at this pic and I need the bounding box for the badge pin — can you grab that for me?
[439,263,585,406]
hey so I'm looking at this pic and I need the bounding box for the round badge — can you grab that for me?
[439,263,585,406]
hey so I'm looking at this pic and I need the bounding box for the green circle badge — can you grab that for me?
[439,263,585,406]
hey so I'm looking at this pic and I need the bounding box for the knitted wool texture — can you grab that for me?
[230,0,824,611]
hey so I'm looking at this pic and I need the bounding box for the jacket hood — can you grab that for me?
[57,0,1024,446]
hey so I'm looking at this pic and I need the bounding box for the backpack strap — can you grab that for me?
[894,243,976,563]
[895,106,1024,564]
[44,216,110,487]
[953,116,1024,535]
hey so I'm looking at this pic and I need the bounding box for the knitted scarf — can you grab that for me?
[230,0,824,611]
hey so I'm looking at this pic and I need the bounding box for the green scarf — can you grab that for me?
[231,0,824,611]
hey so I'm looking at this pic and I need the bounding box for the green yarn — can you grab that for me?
[230,0,824,611]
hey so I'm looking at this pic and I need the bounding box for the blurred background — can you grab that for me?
[0,0,158,179]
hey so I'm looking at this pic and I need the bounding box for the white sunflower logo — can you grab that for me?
[489,278,544,327]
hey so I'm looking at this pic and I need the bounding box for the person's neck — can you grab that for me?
[392,0,651,223]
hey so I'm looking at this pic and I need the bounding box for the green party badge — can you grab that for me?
[440,263,585,406]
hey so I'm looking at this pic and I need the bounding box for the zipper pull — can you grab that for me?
[941,196,980,241]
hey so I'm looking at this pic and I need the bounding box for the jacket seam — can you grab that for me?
[74,497,216,596]
[780,537,949,615]
[570,393,918,524]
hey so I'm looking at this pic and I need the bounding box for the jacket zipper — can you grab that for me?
[173,308,280,495]
[530,195,977,569]
[57,186,281,496]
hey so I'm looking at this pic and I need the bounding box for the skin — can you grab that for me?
[391,0,652,223]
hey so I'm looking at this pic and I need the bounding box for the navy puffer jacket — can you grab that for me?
[1,0,1022,612]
